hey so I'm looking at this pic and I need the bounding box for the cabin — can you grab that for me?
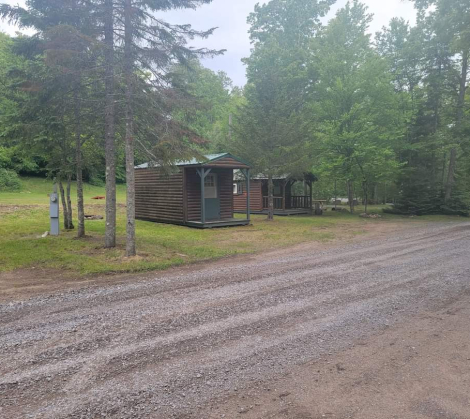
[135,153,252,228]
[233,173,319,216]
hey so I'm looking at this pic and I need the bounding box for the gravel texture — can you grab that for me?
[1,222,470,418]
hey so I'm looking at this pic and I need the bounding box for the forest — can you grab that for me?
[0,0,469,256]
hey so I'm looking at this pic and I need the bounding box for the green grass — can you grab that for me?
[0,177,464,276]
[0,176,127,205]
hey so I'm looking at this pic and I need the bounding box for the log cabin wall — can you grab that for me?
[186,168,201,222]
[234,180,263,212]
[135,167,184,223]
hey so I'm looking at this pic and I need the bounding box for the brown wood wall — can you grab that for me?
[186,168,201,222]
[234,180,263,212]
[186,168,234,222]
[135,168,184,223]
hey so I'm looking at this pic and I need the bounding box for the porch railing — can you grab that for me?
[262,196,312,210]
[263,196,284,210]
[290,195,311,209]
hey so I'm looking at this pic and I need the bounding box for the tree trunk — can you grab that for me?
[267,174,274,221]
[59,180,69,230]
[104,0,117,248]
[363,180,368,214]
[445,148,457,203]
[445,48,468,203]
[440,152,448,199]
[347,180,354,214]
[75,88,85,238]
[66,174,74,230]
[124,0,136,257]
[334,179,337,210]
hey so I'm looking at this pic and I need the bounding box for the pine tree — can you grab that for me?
[111,0,222,256]
[1,0,103,236]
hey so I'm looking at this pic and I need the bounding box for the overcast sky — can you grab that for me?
[0,0,417,86]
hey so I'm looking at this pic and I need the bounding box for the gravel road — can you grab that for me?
[1,222,470,418]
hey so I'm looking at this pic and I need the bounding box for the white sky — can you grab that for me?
[0,0,417,86]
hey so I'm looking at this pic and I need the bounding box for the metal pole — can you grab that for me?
[50,182,60,236]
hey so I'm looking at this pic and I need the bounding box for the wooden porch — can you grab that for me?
[251,208,311,216]
[186,218,250,229]
[233,172,320,216]
[253,195,312,215]
[262,195,312,211]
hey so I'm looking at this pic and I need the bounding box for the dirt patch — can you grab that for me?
[0,204,44,215]
[0,268,97,302]
[208,294,470,419]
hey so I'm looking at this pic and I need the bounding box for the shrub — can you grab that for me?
[0,168,22,191]
[87,175,105,187]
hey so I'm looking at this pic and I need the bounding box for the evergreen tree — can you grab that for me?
[1,0,104,236]
[233,0,333,220]
[112,0,222,256]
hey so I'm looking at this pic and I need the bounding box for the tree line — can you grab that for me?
[176,0,470,218]
[0,0,469,246]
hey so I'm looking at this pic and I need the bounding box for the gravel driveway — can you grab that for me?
[1,222,470,418]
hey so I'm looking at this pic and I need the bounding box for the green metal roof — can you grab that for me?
[136,153,250,169]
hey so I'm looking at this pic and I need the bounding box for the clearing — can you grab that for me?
[0,176,445,281]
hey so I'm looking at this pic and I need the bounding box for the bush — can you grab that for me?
[87,175,105,187]
[385,172,470,217]
[0,146,43,174]
[0,168,22,191]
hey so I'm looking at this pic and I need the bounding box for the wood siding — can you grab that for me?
[234,180,263,212]
[135,168,184,223]
[186,168,201,222]
[135,166,237,225]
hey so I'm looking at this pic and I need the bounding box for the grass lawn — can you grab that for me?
[0,177,463,276]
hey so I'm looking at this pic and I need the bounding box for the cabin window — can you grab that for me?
[233,182,244,195]
[204,174,218,199]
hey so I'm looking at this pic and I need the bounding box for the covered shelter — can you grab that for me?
[234,172,318,216]
[135,153,251,228]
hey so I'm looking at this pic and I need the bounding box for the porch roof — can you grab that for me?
[233,170,289,181]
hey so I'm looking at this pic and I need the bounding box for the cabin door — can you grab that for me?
[204,173,221,220]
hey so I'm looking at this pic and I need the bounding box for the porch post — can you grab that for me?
[282,180,286,211]
[199,168,206,224]
[309,181,313,214]
[246,169,250,222]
